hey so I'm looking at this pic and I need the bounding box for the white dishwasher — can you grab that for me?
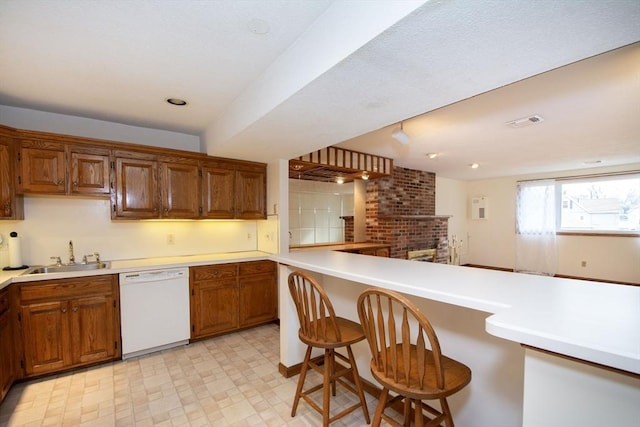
[119,267,190,359]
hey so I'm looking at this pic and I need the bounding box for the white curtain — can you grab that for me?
[515,179,557,276]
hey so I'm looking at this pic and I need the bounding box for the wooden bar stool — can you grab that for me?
[357,288,471,427]
[287,270,370,426]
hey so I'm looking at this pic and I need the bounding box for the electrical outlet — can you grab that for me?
[0,233,5,249]
[247,233,252,240]
[167,234,175,245]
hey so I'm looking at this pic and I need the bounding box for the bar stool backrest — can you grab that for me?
[357,287,445,392]
[288,270,342,344]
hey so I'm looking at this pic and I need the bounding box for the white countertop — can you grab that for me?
[0,251,271,289]
[272,250,640,374]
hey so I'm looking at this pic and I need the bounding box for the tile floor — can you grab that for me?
[0,324,390,427]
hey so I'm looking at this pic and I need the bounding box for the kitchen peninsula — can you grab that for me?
[273,250,640,427]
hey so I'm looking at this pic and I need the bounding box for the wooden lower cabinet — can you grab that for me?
[19,275,120,377]
[190,260,277,340]
[191,264,239,338]
[239,261,277,327]
[0,287,15,402]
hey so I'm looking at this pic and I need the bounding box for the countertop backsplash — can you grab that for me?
[0,197,265,268]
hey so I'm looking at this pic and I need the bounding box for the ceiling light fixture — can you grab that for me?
[391,122,410,145]
[426,153,438,159]
[506,114,544,128]
[361,172,369,180]
[336,177,345,185]
[166,98,188,106]
[470,163,480,169]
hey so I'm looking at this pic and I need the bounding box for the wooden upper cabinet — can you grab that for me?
[8,126,267,220]
[236,167,266,219]
[18,139,110,197]
[70,147,110,195]
[201,163,235,219]
[20,142,66,194]
[0,129,24,220]
[161,159,200,219]
[113,153,159,219]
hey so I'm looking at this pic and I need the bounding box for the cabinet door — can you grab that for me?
[0,310,15,401]
[70,150,110,195]
[0,140,19,219]
[69,295,116,365]
[239,274,277,327]
[21,301,70,376]
[191,278,238,338]
[236,168,266,219]
[238,261,277,327]
[114,156,159,219]
[201,164,235,219]
[20,145,66,194]
[161,161,200,218]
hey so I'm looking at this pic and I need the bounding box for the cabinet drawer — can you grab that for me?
[239,261,276,276]
[191,264,238,281]
[19,276,114,303]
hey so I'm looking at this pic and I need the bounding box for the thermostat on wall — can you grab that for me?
[471,196,488,220]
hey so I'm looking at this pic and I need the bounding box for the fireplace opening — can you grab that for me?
[407,249,437,262]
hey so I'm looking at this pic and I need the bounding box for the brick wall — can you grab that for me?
[366,166,449,262]
[341,216,354,242]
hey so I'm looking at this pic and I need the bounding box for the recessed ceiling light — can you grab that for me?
[166,98,187,106]
[470,163,479,169]
[426,153,438,159]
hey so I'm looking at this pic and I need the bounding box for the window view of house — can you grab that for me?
[558,174,640,233]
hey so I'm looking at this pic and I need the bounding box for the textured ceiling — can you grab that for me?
[1,0,639,180]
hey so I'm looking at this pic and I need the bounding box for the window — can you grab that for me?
[556,173,640,234]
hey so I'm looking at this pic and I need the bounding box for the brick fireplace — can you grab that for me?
[363,167,449,262]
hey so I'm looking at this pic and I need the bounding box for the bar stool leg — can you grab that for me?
[441,398,454,427]
[347,345,370,424]
[323,349,331,426]
[292,346,312,417]
[373,387,390,427]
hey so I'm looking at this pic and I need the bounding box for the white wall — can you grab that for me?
[436,176,469,264]
[0,105,200,152]
[460,164,640,283]
[0,197,259,268]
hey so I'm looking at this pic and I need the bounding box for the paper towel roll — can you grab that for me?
[8,232,23,268]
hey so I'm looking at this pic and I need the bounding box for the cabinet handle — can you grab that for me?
[57,179,65,186]
[61,307,67,313]
[73,180,78,187]
[72,307,79,312]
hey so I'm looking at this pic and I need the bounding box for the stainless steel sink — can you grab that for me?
[24,262,111,275]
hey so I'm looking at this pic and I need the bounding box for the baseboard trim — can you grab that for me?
[462,264,638,286]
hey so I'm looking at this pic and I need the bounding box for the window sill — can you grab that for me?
[556,231,640,237]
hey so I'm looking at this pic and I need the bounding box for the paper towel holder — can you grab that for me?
[3,231,29,271]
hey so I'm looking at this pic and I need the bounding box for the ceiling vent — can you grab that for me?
[506,115,544,128]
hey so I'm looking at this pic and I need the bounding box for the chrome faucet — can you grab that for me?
[82,252,101,264]
[68,240,76,264]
